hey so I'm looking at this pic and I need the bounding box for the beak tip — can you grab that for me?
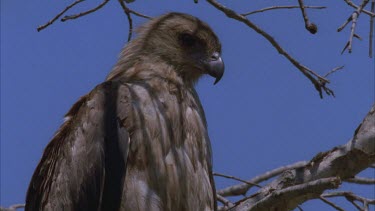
[213,76,222,85]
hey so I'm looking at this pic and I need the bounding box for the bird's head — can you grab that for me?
[137,13,224,85]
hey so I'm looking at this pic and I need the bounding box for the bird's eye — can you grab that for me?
[179,33,197,47]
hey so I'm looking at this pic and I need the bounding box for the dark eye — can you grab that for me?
[179,33,197,47]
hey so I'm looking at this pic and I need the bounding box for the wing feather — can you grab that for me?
[26,81,131,211]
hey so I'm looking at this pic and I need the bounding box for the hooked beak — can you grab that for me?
[206,52,224,85]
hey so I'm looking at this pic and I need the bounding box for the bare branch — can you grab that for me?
[235,177,341,211]
[338,15,354,32]
[344,0,375,17]
[217,161,307,197]
[129,10,152,19]
[37,0,85,31]
[369,0,375,57]
[229,104,375,211]
[345,176,375,184]
[319,196,346,211]
[323,66,345,78]
[0,204,25,211]
[117,0,152,42]
[242,5,326,16]
[322,191,375,210]
[297,0,318,34]
[61,0,110,22]
[339,0,370,53]
[216,194,234,208]
[206,0,334,98]
[213,172,262,188]
[117,0,134,42]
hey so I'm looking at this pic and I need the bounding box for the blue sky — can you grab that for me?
[1,0,374,210]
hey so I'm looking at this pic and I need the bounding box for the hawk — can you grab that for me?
[26,12,224,211]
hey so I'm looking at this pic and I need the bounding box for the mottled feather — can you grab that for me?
[26,12,222,211]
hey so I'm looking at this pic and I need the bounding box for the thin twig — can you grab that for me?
[345,176,375,184]
[130,10,152,19]
[341,42,350,54]
[214,172,262,188]
[217,161,307,197]
[245,177,341,211]
[242,5,326,16]
[206,0,334,98]
[61,0,110,22]
[37,0,85,31]
[349,200,364,211]
[297,0,318,34]
[319,196,346,211]
[369,0,375,58]
[118,0,134,42]
[322,191,375,209]
[323,66,345,78]
[338,15,354,32]
[339,0,370,53]
[344,0,375,17]
[117,0,151,42]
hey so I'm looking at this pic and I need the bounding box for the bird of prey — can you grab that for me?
[26,12,224,211]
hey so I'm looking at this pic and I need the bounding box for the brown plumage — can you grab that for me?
[26,12,224,211]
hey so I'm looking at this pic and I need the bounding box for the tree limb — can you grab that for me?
[206,0,335,98]
[339,0,370,53]
[345,176,375,184]
[343,0,375,17]
[217,161,307,197]
[322,191,375,210]
[226,104,375,211]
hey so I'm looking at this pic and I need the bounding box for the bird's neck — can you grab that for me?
[107,58,198,90]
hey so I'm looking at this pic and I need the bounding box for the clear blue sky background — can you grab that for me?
[1,1,374,210]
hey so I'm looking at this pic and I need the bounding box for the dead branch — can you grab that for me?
[206,0,335,98]
[369,0,375,58]
[61,0,110,22]
[213,172,262,188]
[323,66,345,78]
[322,191,375,210]
[37,0,151,38]
[223,104,375,211]
[297,0,318,34]
[217,161,307,197]
[345,176,375,184]
[118,0,133,42]
[241,5,326,16]
[339,0,370,53]
[234,177,341,211]
[37,0,85,31]
[319,196,346,211]
[0,204,25,211]
[117,0,151,41]
[343,0,375,17]
[217,194,234,208]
